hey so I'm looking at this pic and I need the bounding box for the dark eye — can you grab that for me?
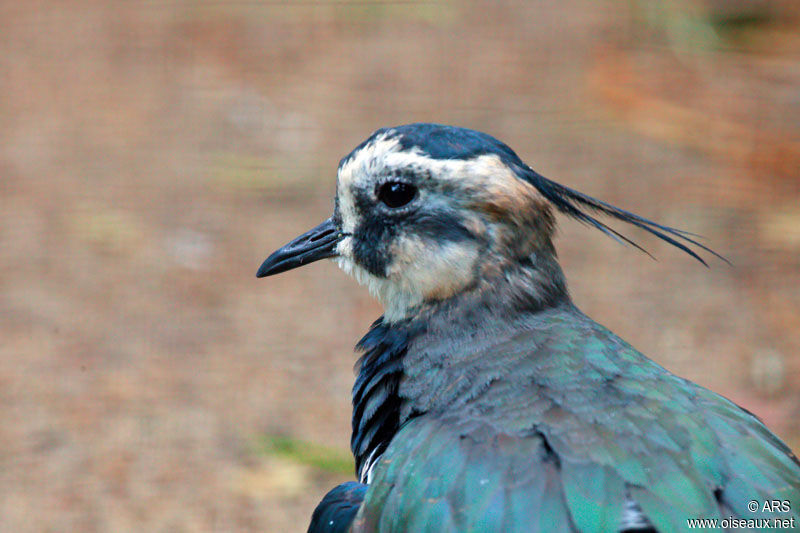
[377,181,417,209]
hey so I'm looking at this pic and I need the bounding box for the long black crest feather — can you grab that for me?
[363,123,726,266]
[518,165,729,266]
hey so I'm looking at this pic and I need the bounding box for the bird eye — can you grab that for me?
[377,181,417,209]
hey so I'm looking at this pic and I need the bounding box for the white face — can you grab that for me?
[332,131,551,322]
[336,233,482,322]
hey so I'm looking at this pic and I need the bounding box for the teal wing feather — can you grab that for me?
[351,309,800,531]
[353,416,576,533]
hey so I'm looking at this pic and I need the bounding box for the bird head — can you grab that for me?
[258,124,719,321]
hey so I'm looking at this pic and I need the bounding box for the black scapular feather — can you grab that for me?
[518,165,729,267]
[351,318,411,480]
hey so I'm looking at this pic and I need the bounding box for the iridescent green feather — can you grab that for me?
[350,306,800,532]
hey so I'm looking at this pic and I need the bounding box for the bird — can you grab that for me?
[257,123,800,532]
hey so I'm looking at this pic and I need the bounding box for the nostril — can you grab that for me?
[308,228,335,242]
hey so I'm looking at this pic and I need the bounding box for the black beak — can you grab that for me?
[257,218,343,278]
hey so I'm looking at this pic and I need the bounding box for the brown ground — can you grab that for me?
[0,1,798,531]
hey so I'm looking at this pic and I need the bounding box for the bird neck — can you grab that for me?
[350,250,570,482]
[408,246,571,323]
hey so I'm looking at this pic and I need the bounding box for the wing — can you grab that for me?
[350,313,800,532]
[308,481,367,533]
[352,416,579,533]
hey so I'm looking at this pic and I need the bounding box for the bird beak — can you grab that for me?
[256,217,343,278]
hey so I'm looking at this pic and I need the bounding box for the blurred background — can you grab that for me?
[1,0,799,530]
